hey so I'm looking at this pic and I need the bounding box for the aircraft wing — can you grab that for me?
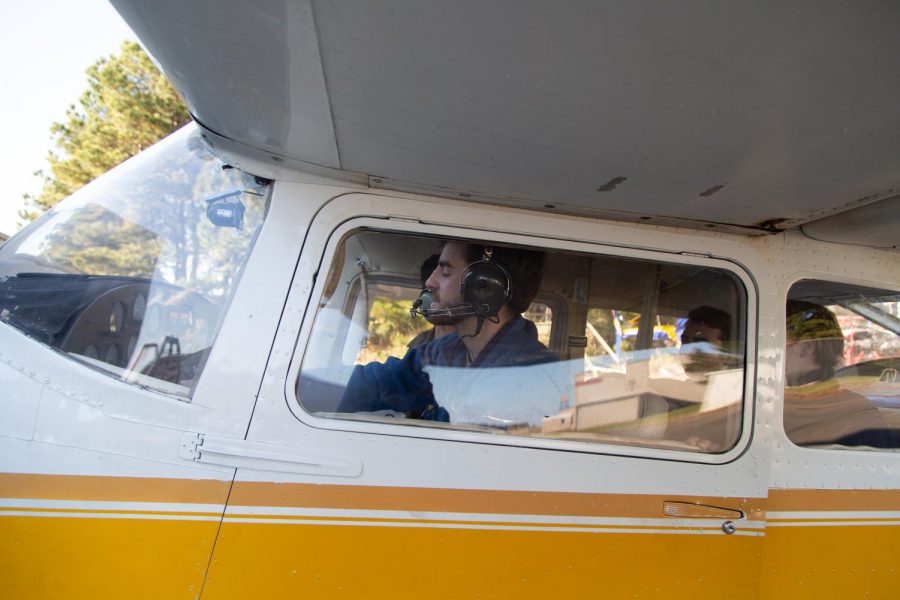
[111,0,900,246]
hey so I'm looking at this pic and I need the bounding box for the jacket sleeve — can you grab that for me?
[336,348,448,421]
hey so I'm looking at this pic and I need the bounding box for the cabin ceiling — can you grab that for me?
[112,0,900,247]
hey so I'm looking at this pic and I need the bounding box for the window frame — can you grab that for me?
[782,275,900,453]
[285,210,758,465]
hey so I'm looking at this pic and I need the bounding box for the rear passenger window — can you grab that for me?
[298,229,748,453]
[784,281,900,450]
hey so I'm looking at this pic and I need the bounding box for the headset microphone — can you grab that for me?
[410,289,478,319]
[410,290,433,318]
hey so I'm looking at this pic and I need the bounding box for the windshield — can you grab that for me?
[0,125,270,398]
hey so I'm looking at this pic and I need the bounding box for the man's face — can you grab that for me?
[681,320,724,346]
[680,319,729,376]
[423,242,469,326]
[784,338,818,385]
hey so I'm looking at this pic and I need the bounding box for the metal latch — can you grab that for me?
[180,432,203,460]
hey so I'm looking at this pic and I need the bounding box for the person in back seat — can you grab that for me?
[783,300,894,448]
[680,305,737,377]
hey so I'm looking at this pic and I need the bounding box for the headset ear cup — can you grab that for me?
[460,261,511,317]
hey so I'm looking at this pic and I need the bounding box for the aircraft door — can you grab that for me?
[759,278,900,599]
[198,195,768,599]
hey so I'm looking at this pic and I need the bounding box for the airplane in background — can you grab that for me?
[1,2,898,598]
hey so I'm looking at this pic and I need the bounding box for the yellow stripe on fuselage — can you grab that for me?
[1,473,898,599]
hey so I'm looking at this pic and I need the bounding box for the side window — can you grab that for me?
[784,281,899,450]
[0,128,270,398]
[297,229,748,454]
[359,282,434,363]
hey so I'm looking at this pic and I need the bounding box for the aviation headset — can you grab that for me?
[459,247,511,318]
[411,246,512,320]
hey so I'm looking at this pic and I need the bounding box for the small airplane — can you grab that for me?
[1,1,898,598]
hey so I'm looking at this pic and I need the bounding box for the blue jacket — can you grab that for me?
[337,316,567,425]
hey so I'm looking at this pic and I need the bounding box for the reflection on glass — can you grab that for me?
[0,126,270,398]
[783,283,899,450]
[298,230,747,454]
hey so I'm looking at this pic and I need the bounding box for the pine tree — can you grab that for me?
[20,41,190,221]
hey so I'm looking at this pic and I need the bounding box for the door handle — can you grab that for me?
[181,433,362,478]
[663,501,743,520]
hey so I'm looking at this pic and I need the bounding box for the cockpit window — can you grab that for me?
[298,229,749,454]
[0,126,270,398]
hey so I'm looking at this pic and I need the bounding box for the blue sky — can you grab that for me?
[0,0,137,236]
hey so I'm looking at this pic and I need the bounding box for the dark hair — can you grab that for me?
[420,254,439,287]
[786,300,844,377]
[686,305,732,341]
[462,243,545,314]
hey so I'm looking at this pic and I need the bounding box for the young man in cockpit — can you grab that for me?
[337,240,567,425]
